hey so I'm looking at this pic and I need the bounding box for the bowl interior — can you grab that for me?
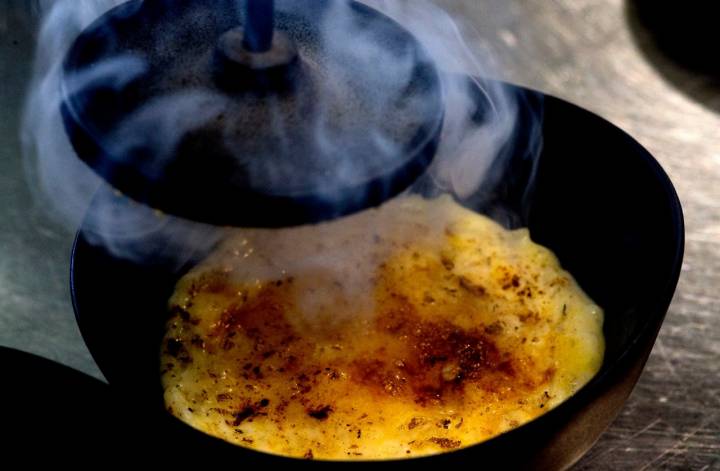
[70,83,684,465]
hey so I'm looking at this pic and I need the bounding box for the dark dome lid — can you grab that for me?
[60,0,444,227]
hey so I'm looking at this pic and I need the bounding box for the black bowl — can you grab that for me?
[2,347,118,457]
[70,83,684,469]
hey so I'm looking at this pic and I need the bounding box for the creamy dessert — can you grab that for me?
[161,195,604,460]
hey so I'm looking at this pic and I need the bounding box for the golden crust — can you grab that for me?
[161,196,604,460]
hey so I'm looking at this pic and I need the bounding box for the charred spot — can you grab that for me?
[414,322,501,383]
[408,417,425,429]
[296,373,313,394]
[426,354,448,366]
[230,399,270,426]
[440,254,455,271]
[518,312,540,324]
[214,284,294,346]
[307,405,333,420]
[458,276,486,296]
[497,361,515,376]
[232,406,256,426]
[351,294,528,403]
[275,400,289,415]
[165,338,190,363]
[216,393,232,402]
[281,335,298,346]
[502,274,522,290]
[169,305,191,322]
[165,338,183,358]
[377,296,415,333]
[304,449,314,460]
[543,367,556,383]
[428,437,461,449]
[283,355,299,371]
[351,359,406,396]
[437,419,451,429]
[484,322,504,335]
[198,270,232,294]
[414,385,444,406]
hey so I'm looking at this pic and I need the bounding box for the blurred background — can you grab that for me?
[1,0,718,468]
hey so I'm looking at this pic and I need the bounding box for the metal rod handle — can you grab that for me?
[243,0,275,53]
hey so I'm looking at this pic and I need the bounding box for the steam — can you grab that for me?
[22,0,121,231]
[109,89,227,178]
[22,0,223,265]
[22,0,542,266]
[362,0,522,198]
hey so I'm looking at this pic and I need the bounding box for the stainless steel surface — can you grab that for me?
[1,1,718,468]
[0,2,103,378]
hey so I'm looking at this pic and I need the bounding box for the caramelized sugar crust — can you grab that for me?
[161,196,604,460]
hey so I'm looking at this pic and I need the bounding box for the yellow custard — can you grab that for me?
[161,195,604,460]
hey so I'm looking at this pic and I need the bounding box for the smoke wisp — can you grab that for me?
[21,0,543,266]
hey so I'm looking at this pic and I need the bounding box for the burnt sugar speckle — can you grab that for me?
[161,195,604,460]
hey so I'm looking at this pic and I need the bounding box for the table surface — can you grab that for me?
[1,1,718,469]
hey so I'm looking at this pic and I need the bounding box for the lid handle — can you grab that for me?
[212,0,300,93]
[243,0,274,53]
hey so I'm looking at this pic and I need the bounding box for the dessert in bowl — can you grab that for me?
[71,85,684,468]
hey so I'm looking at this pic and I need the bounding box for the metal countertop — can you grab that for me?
[1,1,718,468]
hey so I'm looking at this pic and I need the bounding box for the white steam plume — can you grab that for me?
[22,0,541,265]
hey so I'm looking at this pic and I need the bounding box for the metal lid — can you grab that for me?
[61,0,444,227]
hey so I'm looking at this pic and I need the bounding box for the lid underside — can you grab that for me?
[61,0,444,227]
